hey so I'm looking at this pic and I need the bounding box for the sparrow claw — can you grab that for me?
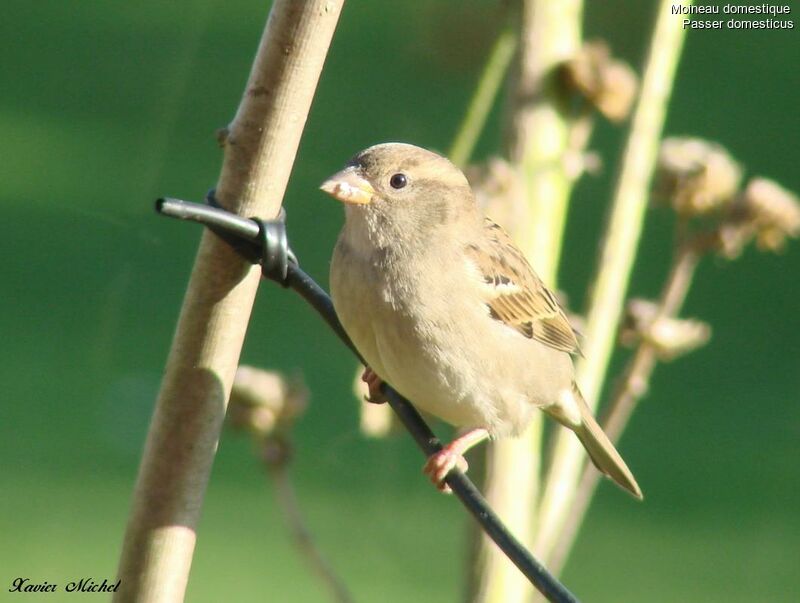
[361,367,386,404]
[423,448,469,494]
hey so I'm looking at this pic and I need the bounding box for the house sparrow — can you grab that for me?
[321,143,642,499]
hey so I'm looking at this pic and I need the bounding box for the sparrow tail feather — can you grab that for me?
[549,386,643,500]
[574,391,642,499]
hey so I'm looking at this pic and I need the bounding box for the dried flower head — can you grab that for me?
[228,365,308,438]
[619,299,657,348]
[734,178,800,252]
[621,299,711,361]
[713,222,752,259]
[561,40,638,122]
[654,137,742,216]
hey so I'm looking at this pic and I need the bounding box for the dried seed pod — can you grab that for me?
[620,299,659,348]
[561,40,638,122]
[713,222,754,259]
[228,365,308,438]
[654,137,742,216]
[735,177,800,252]
[648,316,711,361]
[621,298,711,361]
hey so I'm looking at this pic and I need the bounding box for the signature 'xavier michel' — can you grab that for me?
[321,143,641,499]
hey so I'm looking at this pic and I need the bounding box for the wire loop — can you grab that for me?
[205,189,297,285]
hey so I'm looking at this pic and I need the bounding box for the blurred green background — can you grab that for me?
[1,1,798,601]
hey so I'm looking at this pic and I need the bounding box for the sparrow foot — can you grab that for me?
[361,367,386,404]
[422,428,490,494]
[423,448,469,494]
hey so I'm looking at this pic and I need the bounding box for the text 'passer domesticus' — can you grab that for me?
[321,143,642,499]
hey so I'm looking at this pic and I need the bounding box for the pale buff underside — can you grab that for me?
[330,207,577,437]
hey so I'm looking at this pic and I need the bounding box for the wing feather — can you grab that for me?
[466,218,581,355]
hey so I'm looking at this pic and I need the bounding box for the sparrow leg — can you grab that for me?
[361,367,386,404]
[423,428,490,494]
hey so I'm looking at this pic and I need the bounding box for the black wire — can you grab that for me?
[155,197,580,603]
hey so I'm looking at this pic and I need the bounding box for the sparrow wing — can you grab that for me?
[465,218,581,355]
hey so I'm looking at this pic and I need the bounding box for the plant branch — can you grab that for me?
[549,242,700,574]
[449,25,517,168]
[469,2,584,602]
[114,2,343,600]
[604,247,699,443]
[535,0,692,564]
[269,461,354,603]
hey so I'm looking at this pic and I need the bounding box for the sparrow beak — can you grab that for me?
[320,168,375,205]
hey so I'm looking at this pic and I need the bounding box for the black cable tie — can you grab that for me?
[154,196,580,603]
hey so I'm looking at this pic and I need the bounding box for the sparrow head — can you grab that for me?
[320,143,476,235]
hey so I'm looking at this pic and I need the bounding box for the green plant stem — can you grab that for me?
[468,2,584,602]
[449,26,517,167]
[549,242,700,574]
[534,0,693,566]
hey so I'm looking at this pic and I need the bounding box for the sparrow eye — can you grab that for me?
[389,173,407,189]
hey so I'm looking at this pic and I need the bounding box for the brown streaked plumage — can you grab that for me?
[466,217,581,354]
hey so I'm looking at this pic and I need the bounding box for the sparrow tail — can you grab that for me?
[550,386,643,500]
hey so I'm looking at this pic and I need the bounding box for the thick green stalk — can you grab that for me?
[468,2,583,602]
[534,0,693,565]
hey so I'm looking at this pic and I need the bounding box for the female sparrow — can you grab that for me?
[321,143,641,499]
